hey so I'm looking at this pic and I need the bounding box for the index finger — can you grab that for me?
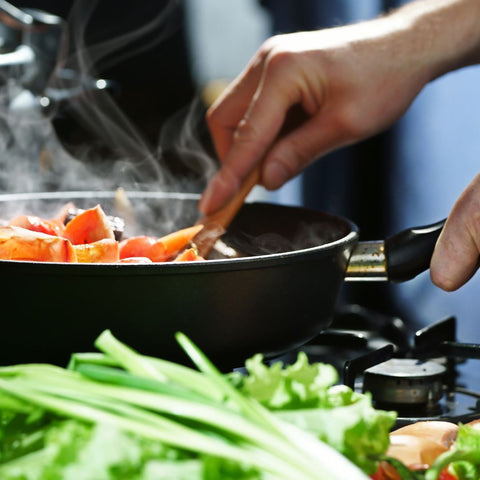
[207,49,268,161]
[200,65,304,215]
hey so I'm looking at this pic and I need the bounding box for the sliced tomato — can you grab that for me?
[370,461,402,480]
[8,215,65,237]
[174,247,204,262]
[53,201,76,224]
[72,239,119,263]
[119,225,203,262]
[63,205,115,245]
[119,236,161,260]
[118,256,153,264]
[438,468,457,480]
[0,226,77,262]
[370,470,384,480]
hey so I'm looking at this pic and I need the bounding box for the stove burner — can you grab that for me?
[363,358,446,409]
[285,308,480,425]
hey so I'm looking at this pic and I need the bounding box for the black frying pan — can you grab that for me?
[0,191,444,369]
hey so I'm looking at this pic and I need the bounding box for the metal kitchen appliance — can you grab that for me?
[0,0,111,114]
[284,306,480,427]
[0,0,66,110]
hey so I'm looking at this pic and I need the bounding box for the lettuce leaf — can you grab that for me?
[0,417,265,480]
[276,390,395,473]
[237,352,396,474]
[238,352,338,410]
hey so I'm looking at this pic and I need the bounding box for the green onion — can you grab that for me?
[0,330,370,480]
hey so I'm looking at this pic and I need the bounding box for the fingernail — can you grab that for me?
[263,162,289,190]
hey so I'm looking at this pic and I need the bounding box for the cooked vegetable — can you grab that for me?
[174,247,204,262]
[64,207,125,241]
[118,236,163,261]
[118,256,153,264]
[0,226,77,262]
[63,205,116,245]
[72,238,120,263]
[119,225,204,262]
[0,202,204,264]
[8,214,65,237]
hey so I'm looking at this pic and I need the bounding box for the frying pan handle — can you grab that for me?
[385,219,445,282]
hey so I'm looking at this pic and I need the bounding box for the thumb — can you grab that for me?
[430,173,480,291]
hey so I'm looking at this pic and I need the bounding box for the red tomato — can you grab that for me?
[119,225,203,262]
[119,236,167,262]
[8,215,65,237]
[438,468,457,480]
[0,226,77,262]
[118,256,153,264]
[370,462,401,480]
[63,205,115,245]
[174,247,203,262]
[72,239,119,263]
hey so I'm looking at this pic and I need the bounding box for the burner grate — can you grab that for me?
[295,307,480,426]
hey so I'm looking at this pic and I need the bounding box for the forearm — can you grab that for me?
[384,0,480,82]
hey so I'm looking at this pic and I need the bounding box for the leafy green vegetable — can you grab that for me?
[0,419,201,480]
[0,330,390,480]
[239,352,338,409]
[237,352,396,474]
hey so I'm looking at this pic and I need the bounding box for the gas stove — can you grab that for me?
[280,305,480,427]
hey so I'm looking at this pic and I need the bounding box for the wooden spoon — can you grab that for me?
[194,165,261,258]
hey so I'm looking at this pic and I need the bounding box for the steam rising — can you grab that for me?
[0,0,217,211]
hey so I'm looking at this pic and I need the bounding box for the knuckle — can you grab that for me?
[233,118,260,145]
[218,163,241,190]
[206,106,220,130]
[265,48,296,76]
[259,35,282,56]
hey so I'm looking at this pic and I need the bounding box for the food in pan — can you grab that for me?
[0,203,204,263]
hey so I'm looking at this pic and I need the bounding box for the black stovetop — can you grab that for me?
[280,305,480,427]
